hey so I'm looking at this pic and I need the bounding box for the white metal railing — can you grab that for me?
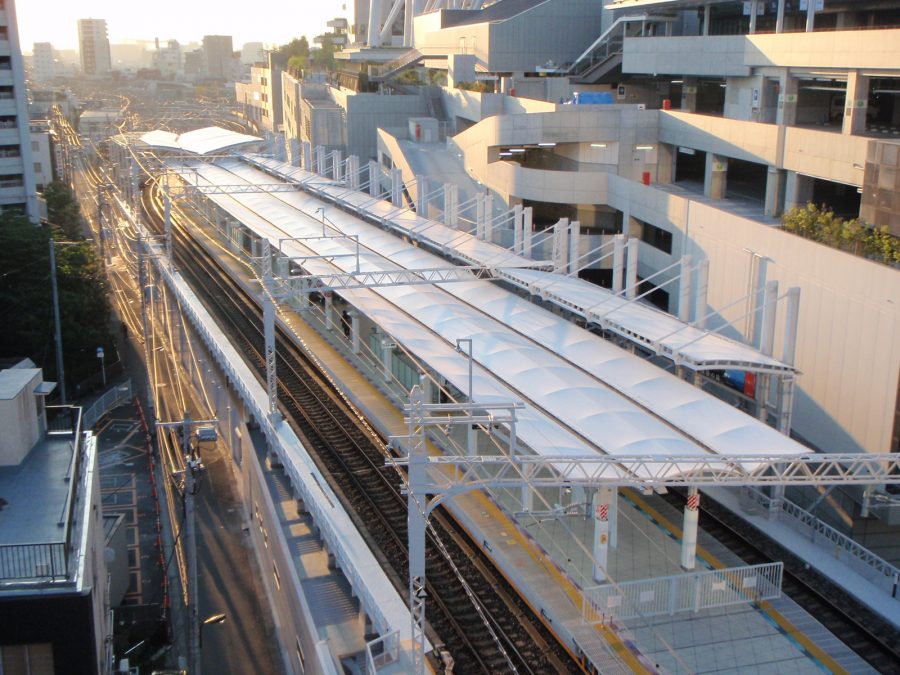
[744,487,900,597]
[583,562,783,624]
[82,379,133,429]
[365,630,401,672]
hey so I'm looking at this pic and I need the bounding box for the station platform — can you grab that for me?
[178,203,883,674]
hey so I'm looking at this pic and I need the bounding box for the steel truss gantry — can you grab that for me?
[279,265,503,293]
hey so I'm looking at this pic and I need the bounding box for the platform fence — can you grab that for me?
[583,562,783,624]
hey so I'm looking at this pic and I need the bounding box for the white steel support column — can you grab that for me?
[163,186,172,263]
[381,336,394,382]
[333,150,343,182]
[324,292,334,331]
[475,194,485,239]
[553,219,568,273]
[757,280,779,423]
[678,255,692,322]
[315,145,326,175]
[625,238,639,300]
[777,287,801,436]
[289,138,300,166]
[609,489,618,548]
[302,141,312,171]
[416,175,428,216]
[806,0,816,31]
[520,463,534,512]
[444,183,458,228]
[513,204,524,255]
[592,488,614,582]
[694,259,709,329]
[749,0,759,33]
[680,487,700,569]
[350,310,361,354]
[523,207,533,258]
[348,155,360,191]
[612,234,625,294]
[568,220,580,274]
[776,0,786,32]
[419,374,432,405]
[483,194,494,242]
[262,241,279,421]
[407,387,427,675]
[391,167,403,207]
[369,160,380,197]
[368,0,383,46]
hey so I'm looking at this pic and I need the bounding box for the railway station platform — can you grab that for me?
[175,191,886,674]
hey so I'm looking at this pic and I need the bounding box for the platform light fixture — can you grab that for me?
[509,148,526,153]
[538,142,557,147]
[590,143,608,148]
[635,145,655,151]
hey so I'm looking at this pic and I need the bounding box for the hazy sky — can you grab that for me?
[16,0,351,51]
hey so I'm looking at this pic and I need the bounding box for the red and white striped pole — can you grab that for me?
[592,488,614,583]
[681,487,701,569]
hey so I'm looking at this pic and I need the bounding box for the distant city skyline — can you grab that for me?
[17,0,349,52]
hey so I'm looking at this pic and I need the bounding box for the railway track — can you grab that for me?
[659,489,900,673]
[146,188,584,674]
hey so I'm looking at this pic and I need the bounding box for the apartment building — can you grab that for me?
[31,42,55,83]
[202,35,236,81]
[2,0,38,222]
[78,19,112,76]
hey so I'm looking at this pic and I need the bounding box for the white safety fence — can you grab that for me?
[744,487,900,598]
[583,562,783,624]
[82,380,133,429]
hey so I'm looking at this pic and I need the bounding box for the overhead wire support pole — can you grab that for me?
[49,239,67,404]
[261,240,280,421]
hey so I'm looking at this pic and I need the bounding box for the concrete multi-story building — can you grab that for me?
[0,360,111,675]
[313,0,900,547]
[77,19,112,76]
[240,41,266,65]
[235,53,284,133]
[153,39,182,78]
[1,0,39,222]
[29,120,54,191]
[202,35,235,81]
[31,42,55,83]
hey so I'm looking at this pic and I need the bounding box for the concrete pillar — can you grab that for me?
[625,238,639,300]
[694,259,709,329]
[843,71,869,136]
[678,255,692,323]
[777,72,798,126]
[703,4,711,36]
[681,78,698,113]
[764,167,785,218]
[592,488,614,583]
[419,374,432,405]
[612,233,625,294]
[302,141,312,170]
[553,219,569,273]
[657,143,675,184]
[348,155,360,191]
[704,153,728,200]
[680,487,700,570]
[466,423,478,456]
[513,204,524,255]
[350,310,361,353]
[368,160,380,197]
[289,138,300,166]
[568,220,580,274]
[390,167,403,207]
[523,207,533,258]
[784,170,814,211]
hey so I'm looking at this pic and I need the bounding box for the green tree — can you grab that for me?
[275,37,310,63]
[42,180,85,240]
[0,213,114,396]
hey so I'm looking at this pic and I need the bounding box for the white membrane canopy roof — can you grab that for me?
[138,126,261,156]
[172,158,808,483]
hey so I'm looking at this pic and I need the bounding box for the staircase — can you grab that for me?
[370,49,448,82]
[569,14,674,84]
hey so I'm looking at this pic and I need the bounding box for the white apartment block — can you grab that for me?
[1,0,38,222]
[78,18,112,76]
[31,42,55,83]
